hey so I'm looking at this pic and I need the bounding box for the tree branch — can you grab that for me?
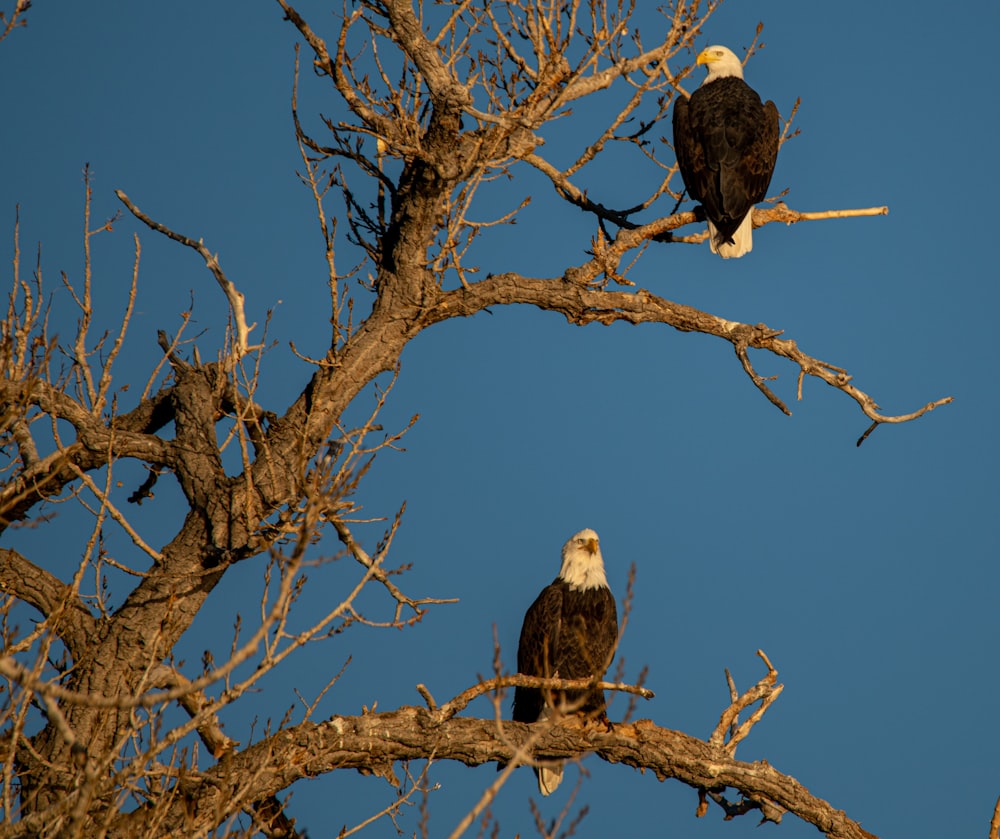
[0,548,96,660]
[673,204,890,247]
[115,191,260,360]
[109,706,877,839]
[146,664,238,760]
[0,381,175,529]
[419,275,952,434]
[756,202,889,225]
[0,0,30,46]
[382,0,472,108]
[436,674,654,721]
[708,650,783,755]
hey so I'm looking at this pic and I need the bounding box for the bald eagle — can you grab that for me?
[672,45,780,258]
[512,528,618,796]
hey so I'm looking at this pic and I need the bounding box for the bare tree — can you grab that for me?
[0,2,951,837]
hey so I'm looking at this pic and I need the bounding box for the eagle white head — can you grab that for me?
[696,45,745,84]
[558,528,608,591]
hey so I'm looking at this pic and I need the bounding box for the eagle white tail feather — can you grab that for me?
[708,213,753,259]
[538,765,563,796]
[535,706,563,795]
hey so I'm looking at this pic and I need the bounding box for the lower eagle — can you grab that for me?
[512,528,618,795]
[672,45,780,258]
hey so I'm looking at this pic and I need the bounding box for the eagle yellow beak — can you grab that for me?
[584,538,598,555]
[696,49,719,66]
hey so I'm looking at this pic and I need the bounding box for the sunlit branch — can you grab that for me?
[0,0,30,45]
[115,190,260,360]
[146,665,237,759]
[421,275,952,437]
[436,674,654,721]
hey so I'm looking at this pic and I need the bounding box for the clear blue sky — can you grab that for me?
[2,2,997,837]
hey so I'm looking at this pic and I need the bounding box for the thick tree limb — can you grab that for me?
[146,665,237,760]
[105,708,877,839]
[382,0,472,108]
[0,382,175,529]
[0,548,96,660]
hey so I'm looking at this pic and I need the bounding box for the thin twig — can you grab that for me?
[115,190,259,360]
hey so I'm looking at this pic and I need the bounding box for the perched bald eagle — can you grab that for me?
[672,45,780,258]
[512,528,618,796]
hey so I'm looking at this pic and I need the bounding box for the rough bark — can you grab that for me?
[101,709,875,839]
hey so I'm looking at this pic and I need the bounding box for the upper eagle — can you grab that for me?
[512,528,618,796]
[672,45,780,258]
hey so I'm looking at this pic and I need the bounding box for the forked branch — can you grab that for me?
[709,649,783,755]
[0,0,29,45]
[419,276,952,437]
